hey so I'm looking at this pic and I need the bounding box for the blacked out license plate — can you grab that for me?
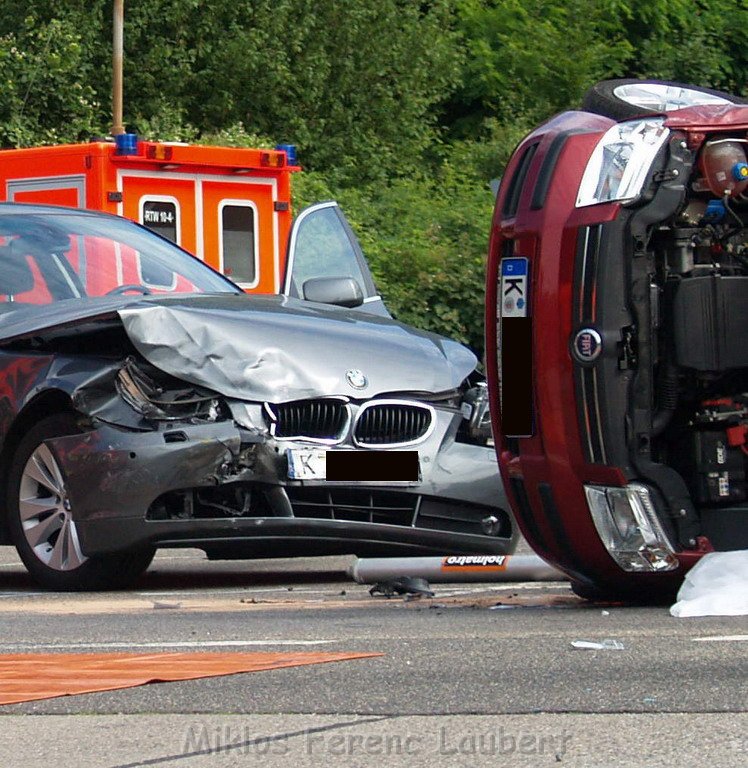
[287,449,420,482]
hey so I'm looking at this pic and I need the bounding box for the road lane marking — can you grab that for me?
[0,554,195,568]
[136,587,325,597]
[435,583,566,596]
[692,635,748,643]
[0,640,337,650]
[0,592,47,598]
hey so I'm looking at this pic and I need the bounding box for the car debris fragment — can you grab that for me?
[369,577,435,598]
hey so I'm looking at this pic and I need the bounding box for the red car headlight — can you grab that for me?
[584,483,679,573]
[576,118,670,207]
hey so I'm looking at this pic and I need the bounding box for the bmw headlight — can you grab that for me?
[461,381,493,444]
[117,357,223,422]
[584,483,678,572]
[576,118,670,207]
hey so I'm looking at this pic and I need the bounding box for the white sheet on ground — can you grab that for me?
[670,550,748,617]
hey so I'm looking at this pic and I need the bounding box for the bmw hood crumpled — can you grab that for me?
[117,294,476,402]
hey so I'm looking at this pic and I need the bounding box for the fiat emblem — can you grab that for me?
[345,369,367,389]
[572,328,602,363]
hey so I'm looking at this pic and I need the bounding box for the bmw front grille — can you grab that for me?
[353,400,435,447]
[265,399,350,443]
[266,398,435,447]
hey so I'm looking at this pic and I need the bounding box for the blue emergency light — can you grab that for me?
[114,133,139,156]
[275,143,298,165]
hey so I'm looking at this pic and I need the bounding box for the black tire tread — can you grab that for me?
[582,78,747,121]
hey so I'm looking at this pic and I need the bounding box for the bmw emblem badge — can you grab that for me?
[572,328,603,364]
[345,369,367,389]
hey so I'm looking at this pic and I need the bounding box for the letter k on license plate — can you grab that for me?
[287,449,420,481]
[287,448,327,479]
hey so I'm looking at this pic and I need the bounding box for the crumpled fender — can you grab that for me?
[47,421,244,525]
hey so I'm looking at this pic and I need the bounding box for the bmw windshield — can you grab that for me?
[0,207,240,306]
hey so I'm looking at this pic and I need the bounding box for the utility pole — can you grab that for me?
[112,0,125,135]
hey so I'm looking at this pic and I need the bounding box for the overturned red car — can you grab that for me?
[486,80,748,600]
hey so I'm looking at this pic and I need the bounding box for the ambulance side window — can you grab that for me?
[141,199,179,244]
[220,202,257,285]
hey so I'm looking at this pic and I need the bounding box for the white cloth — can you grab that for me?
[670,550,748,617]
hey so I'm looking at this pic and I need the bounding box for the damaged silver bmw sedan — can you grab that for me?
[0,203,513,590]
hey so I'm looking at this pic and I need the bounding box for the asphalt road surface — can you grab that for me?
[0,548,745,767]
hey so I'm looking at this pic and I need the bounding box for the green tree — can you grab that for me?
[0,14,101,146]
[322,121,528,354]
[621,0,748,94]
[447,0,632,135]
[172,0,461,184]
[0,1,460,185]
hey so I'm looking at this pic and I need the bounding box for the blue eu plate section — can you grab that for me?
[500,257,529,318]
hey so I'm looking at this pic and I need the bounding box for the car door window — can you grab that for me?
[285,204,369,293]
[283,201,390,315]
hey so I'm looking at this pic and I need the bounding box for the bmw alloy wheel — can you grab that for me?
[18,441,88,572]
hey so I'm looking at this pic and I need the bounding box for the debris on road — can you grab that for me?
[369,577,435,598]
[571,639,625,650]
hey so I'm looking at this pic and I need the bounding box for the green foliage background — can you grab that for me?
[1,0,745,353]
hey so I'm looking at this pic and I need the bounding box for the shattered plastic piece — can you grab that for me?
[670,550,748,617]
[571,639,625,650]
[369,577,435,598]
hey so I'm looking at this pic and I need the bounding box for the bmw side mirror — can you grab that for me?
[302,276,364,308]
